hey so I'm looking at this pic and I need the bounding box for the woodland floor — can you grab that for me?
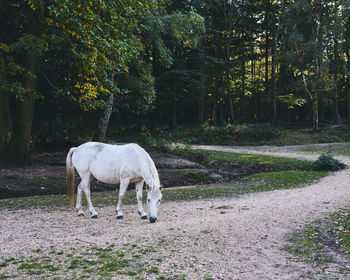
[0,150,273,199]
[0,145,350,279]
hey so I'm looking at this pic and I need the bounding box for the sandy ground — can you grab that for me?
[1,146,350,279]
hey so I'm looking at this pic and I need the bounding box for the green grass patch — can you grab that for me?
[284,205,350,278]
[157,145,313,170]
[2,242,170,279]
[0,169,328,210]
[329,206,350,254]
[174,169,214,183]
[161,170,325,202]
[288,142,350,157]
[200,150,313,170]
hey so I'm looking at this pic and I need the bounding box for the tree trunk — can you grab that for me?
[97,92,114,142]
[9,49,39,160]
[212,75,219,125]
[333,75,342,124]
[312,96,319,131]
[223,0,235,123]
[198,87,205,125]
[346,51,350,124]
[319,94,325,122]
[302,72,318,131]
[170,104,177,128]
[3,5,44,161]
[0,93,13,155]
[271,29,277,125]
[240,48,246,123]
[198,59,206,125]
[265,29,269,97]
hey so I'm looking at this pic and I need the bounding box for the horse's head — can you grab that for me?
[146,184,163,223]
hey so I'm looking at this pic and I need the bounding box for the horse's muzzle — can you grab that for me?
[149,216,157,223]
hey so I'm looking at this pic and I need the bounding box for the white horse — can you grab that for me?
[66,142,162,223]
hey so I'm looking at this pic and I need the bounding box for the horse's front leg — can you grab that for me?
[135,180,147,220]
[116,178,130,219]
[83,176,98,219]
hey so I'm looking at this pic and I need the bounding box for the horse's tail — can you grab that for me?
[66,147,77,208]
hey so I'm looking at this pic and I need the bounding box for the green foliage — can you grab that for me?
[143,11,205,68]
[277,94,307,109]
[0,0,160,108]
[114,62,156,116]
[311,152,347,171]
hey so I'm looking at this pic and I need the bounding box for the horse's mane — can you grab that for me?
[142,150,160,190]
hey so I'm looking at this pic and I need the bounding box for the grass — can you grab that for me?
[200,150,313,170]
[0,242,172,280]
[0,170,328,210]
[284,205,350,278]
[0,150,320,210]
[288,142,350,156]
[160,146,314,170]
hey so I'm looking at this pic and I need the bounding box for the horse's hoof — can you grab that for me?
[77,213,84,217]
[141,215,148,220]
[117,215,124,220]
[91,215,98,219]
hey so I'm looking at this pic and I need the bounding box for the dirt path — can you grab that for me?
[1,146,350,279]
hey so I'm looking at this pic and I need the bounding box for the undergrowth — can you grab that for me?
[141,123,283,146]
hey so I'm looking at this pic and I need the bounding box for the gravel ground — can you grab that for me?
[1,146,350,279]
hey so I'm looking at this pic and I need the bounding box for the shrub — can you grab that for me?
[234,123,284,145]
[311,152,347,171]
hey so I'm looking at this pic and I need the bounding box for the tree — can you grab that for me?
[0,0,159,160]
[280,0,335,131]
[143,10,205,126]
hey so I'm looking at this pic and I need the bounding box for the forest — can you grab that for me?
[1,0,350,160]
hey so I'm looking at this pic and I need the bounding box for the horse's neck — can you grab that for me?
[143,155,160,188]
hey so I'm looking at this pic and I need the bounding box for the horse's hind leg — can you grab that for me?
[82,174,98,218]
[116,178,130,219]
[135,180,147,219]
[76,180,85,216]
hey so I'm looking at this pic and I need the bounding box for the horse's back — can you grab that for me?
[72,142,154,184]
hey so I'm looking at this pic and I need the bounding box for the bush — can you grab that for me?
[311,152,347,171]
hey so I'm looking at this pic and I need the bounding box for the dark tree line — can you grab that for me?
[1,0,350,160]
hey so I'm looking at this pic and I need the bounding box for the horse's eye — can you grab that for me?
[147,199,150,203]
